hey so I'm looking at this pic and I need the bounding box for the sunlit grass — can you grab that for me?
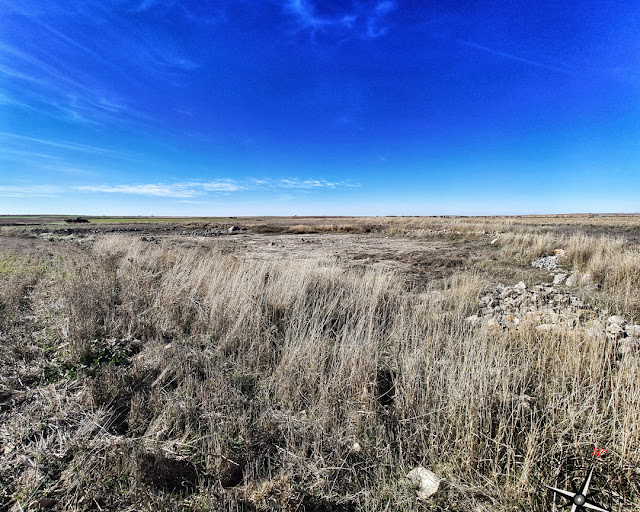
[1,219,639,511]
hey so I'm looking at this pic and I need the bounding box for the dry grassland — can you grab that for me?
[1,216,639,511]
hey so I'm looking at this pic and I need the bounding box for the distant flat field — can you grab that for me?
[2,214,640,238]
[0,215,236,225]
[0,215,358,226]
[2,213,640,224]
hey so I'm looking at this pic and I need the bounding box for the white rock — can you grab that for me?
[486,318,501,329]
[531,255,559,271]
[606,323,625,338]
[406,467,442,500]
[553,273,568,285]
[580,273,596,286]
[625,325,640,337]
[490,238,499,245]
[608,315,626,326]
[566,273,579,287]
[514,281,527,290]
[465,315,481,326]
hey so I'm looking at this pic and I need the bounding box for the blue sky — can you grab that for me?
[1,0,639,215]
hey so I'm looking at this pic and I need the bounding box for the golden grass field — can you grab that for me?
[1,215,639,511]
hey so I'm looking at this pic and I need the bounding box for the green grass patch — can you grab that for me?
[0,254,19,274]
[0,253,50,276]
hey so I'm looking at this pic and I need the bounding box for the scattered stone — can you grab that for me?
[580,273,597,288]
[566,273,579,287]
[469,275,635,345]
[553,273,568,285]
[625,325,640,337]
[465,315,482,326]
[606,323,625,338]
[351,442,362,452]
[473,280,601,334]
[532,255,559,271]
[406,467,443,500]
[608,315,626,327]
[490,238,499,245]
[485,318,502,331]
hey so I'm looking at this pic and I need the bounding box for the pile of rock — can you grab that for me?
[467,280,636,335]
[531,255,560,271]
[465,280,640,359]
[179,230,220,237]
[466,281,592,331]
[531,251,599,290]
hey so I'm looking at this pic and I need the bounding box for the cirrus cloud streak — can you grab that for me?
[74,178,358,198]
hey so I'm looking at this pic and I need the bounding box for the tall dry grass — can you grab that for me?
[263,214,640,239]
[0,233,639,511]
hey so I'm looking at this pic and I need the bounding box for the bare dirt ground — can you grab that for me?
[9,228,530,290]
[180,233,472,282]
[4,214,558,287]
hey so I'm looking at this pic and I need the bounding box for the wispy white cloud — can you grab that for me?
[276,178,357,189]
[0,63,49,86]
[131,0,223,25]
[0,141,99,176]
[0,147,62,161]
[133,0,160,12]
[285,0,395,39]
[0,177,358,201]
[286,0,354,31]
[74,181,245,198]
[375,1,395,15]
[367,1,395,38]
[0,90,37,110]
[0,132,115,155]
[0,1,200,128]
[0,42,97,95]
[458,40,571,74]
[0,185,62,198]
[199,181,243,192]
[74,178,358,198]
[75,184,196,198]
